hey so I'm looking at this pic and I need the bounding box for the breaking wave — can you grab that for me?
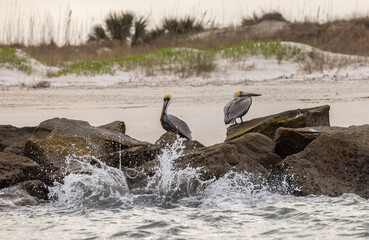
[47,137,293,209]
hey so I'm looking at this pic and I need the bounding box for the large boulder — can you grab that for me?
[0,125,35,155]
[225,105,330,141]
[274,126,344,158]
[278,125,369,198]
[0,152,42,189]
[24,118,150,182]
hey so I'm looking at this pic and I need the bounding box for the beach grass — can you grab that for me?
[56,40,306,77]
[0,46,32,74]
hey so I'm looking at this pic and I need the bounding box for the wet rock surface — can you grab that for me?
[14,180,49,201]
[99,145,159,169]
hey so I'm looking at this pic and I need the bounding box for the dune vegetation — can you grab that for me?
[1,11,369,77]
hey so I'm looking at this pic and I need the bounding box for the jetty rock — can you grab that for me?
[23,118,151,183]
[276,125,369,199]
[225,105,330,141]
[274,126,345,158]
[1,105,369,201]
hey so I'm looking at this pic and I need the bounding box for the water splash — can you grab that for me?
[143,135,295,207]
[47,136,295,209]
[145,136,204,199]
[48,154,131,209]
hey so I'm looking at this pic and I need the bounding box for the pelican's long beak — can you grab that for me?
[241,92,262,97]
[160,99,169,121]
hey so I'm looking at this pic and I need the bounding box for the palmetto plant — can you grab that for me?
[131,16,147,45]
[105,11,135,41]
[88,24,107,41]
[162,16,204,34]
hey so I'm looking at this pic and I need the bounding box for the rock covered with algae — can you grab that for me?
[23,118,151,182]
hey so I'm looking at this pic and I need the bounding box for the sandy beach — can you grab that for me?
[1,76,369,145]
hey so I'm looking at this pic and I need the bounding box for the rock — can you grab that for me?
[155,131,205,152]
[24,118,150,182]
[278,125,369,198]
[98,145,159,169]
[98,121,126,134]
[225,105,330,141]
[274,126,344,158]
[170,133,281,181]
[228,133,283,170]
[31,81,51,89]
[14,180,49,201]
[0,152,42,189]
[0,125,35,155]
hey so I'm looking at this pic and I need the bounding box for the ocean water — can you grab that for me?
[1,139,368,240]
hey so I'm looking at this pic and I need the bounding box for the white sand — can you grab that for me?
[1,45,369,145]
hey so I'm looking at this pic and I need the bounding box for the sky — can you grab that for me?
[1,0,369,45]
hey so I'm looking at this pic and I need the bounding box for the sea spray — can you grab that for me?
[145,136,206,199]
[46,137,296,209]
[48,154,131,208]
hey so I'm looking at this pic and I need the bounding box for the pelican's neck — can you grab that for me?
[160,99,170,120]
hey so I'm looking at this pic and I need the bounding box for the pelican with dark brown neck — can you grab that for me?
[160,93,192,140]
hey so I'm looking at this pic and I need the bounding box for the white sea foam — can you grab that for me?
[48,154,131,209]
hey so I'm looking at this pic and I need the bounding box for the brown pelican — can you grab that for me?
[160,93,192,139]
[224,90,261,125]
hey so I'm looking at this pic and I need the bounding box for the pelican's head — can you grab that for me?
[233,90,261,99]
[232,90,242,99]
[161,93,172,120]
[163,93,172,102]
